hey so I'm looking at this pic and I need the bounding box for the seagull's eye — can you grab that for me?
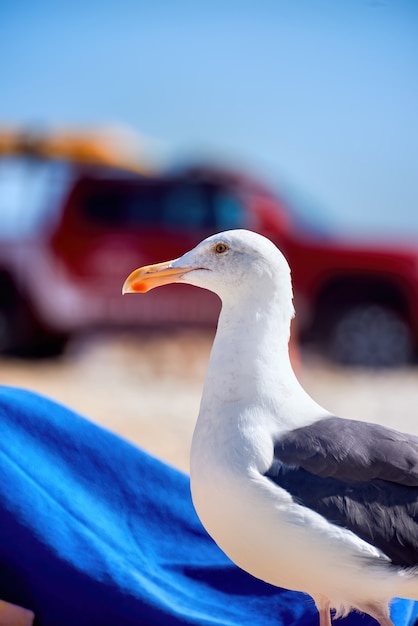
[214,243,229,254]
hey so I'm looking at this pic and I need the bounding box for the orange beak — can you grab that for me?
[122,260,194,294]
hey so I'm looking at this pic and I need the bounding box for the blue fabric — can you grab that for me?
[0,386,416,626]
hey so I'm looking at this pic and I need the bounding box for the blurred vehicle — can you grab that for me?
[0,145,417,366]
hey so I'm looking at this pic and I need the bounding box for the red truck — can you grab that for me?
[0,154,417,366]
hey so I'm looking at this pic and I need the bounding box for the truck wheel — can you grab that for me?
[0,306,16,354]
[328,303,413,367]
[0,303,68,358]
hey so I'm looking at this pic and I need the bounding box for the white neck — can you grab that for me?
[197,291,326,438]
[210,298,293,396]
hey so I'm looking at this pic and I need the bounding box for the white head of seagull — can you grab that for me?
[123,229,418,626]
[124,230,312,425]
[124,230,303,424]
[123,229,294,321]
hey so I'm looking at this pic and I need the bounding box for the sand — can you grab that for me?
[0,330,417,474]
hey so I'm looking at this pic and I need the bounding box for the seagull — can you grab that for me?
[122,229,418,626]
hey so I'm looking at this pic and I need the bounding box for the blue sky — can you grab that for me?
[1,1,417,237]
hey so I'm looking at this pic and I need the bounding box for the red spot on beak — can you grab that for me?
[131,281,148,293]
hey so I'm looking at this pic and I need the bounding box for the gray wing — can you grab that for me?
[274,416,418,486]
[265,416,418,567]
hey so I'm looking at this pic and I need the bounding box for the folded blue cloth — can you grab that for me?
[0,385,416,626]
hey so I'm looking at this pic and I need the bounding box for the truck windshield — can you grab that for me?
[0,156,73,239]
[81,179,247,231]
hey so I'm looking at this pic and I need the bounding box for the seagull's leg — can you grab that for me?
[377,618,395,626]
[314,596,332,626]
[319,606,332,626]
[318,607,332,626]
[365,604,394,626]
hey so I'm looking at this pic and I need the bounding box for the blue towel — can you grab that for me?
[0,385,416,626]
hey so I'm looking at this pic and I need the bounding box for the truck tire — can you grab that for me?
[0,302,68,358]
[328,303,413,367]
[0,305,18,354]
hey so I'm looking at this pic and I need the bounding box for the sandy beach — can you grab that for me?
[0,330,417,474]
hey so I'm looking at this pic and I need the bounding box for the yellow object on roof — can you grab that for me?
[0,126,151,173]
